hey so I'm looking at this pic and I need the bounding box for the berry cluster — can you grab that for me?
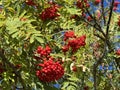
[25,0,36,6]
[113,1,120,11]
[62,31,86,53]
[76,0,90,9]
[36,45,51,58]
[36,59,64,82]
[34,45,64,82]
[40,5,60,21]
[63,31,76,41]
[116,49,120,55]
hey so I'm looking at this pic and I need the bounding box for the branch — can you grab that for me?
[94,33,105,41]
[85,8,106,38]
[93,42,107,90]
[101,0,106,25]
[106,0,115,37]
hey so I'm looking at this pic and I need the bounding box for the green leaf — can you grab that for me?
[0,21,4,27]
[66,86,76,90]
[35,37,44,43]
[67,77,79,82]
[61,82,69,89]
[7,7,15,12]
[11,31,20,38]
[86,80,93,87]
[69,82,77,87]
[30,35,35,43]
[7,28,18,34]
[66,6,81,15]
[0,14,5,19]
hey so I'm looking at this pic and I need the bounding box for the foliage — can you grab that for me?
[0,0,120,90]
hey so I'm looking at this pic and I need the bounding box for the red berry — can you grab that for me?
[114,1,120,7]
[25,0,36,6]
[87,16,92,21]
[15,64,22,69]
[20,17,27,21]
[86,3,90,8]
[82,13,86,18]
[37,46,43,53]
[76,1,83,9]
[94,0,101,5]
[84,0,88,3]
[116,49,120,55]
[84,86,89,90]
[62,45,69,52]
[117,19,120,26]
[113,7,117,11]
[72,66,77,72]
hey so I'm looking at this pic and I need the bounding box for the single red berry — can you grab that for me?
[94,0,101,5]
[82,13,86,18]
[15,64,22,69]
[84,0,88,3]
[62,45,69,52]
[117,20,120,26]
[72,66,77,72]
[114,1,120,7]
[113,6,117,11]
[84,86,89,90]
[116,49,120,55]
[86,3,90,8]
[20,17,27,21]
[87,16,92,21]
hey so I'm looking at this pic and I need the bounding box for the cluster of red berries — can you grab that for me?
[113,1,120,11]
[62,31,86,53]
[36,59,64,82]
[116,49,120,55]
[40,5,60,21]
[76,0,91,21]
[25,0,36,6]
[76,0,90,9]
[36,45,51,58]
[63,31,76,41]
[35,45,64,82]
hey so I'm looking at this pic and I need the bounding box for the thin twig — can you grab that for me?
[101,0,106,25]
[85,8,106,37]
